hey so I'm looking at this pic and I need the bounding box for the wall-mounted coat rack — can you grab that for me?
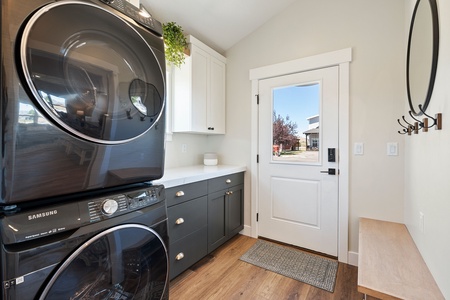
[398,105,442,135]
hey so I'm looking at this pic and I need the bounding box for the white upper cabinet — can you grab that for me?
[172,35,226,134]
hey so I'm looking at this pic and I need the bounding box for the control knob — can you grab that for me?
[102,199,118,215]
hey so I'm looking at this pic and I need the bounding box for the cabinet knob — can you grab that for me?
[175,252,185,261]
[175,191,185,197]
[226,191,234,195]
[175,218,185,225]
[225,179,231,184]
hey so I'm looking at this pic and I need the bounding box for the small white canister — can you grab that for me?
[203,153,218,166]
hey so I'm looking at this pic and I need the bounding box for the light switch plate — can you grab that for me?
[354,143,364,155]
[387,142,398,156]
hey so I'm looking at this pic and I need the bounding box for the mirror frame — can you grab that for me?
[406,0,439,116]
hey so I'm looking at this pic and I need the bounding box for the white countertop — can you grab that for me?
[153,165,246,188]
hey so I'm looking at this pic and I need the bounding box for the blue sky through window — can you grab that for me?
[273,83,320,136]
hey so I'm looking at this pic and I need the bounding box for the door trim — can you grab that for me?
[249,48,352,263]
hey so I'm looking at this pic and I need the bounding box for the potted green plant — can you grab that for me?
[162,22,188,68]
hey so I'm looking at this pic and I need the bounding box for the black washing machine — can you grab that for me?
[0,184,169,300]
[1,0,166,207]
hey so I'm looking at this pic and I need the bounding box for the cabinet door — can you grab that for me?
[207,184,244,253]
[227,184,244,236]
[190,45,209,132]
[172,38,226,135]
[208,57,225,134]
[207,190,227,253]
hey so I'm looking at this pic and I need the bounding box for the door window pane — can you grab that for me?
[272,83,320,163]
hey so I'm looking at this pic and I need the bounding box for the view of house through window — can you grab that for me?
[272,83,320,163]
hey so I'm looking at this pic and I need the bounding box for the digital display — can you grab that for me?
[127,190,148,199]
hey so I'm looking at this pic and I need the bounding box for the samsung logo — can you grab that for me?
[28,210,58,220]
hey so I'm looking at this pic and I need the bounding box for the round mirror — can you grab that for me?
[406,0,439,116]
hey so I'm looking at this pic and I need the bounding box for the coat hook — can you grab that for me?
[418,105,442,130]
[397,128,409,135]
[402,115,414,128]
[408,111,424,132]
[407,111,421,134]
[403,115,419,134]
[397,118,413,135]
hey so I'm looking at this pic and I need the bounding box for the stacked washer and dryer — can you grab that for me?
[1,0,169,299]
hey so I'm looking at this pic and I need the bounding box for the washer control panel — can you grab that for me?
[101,199,119,215]
[0,185,165,244]
[87,185,163,222]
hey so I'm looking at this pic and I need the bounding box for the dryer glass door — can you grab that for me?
[20,2,165,144]
[39,224,168,300]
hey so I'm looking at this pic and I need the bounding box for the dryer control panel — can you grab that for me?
[87,185,163,222]
[99,0,163,36]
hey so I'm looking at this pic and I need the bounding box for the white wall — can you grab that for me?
[164,0,450,296]
[404,0,450,297]
[210,0,406,253]
[166,0,406,252]
[164,133,208,168]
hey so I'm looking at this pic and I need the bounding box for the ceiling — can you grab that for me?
[141,0,299,54]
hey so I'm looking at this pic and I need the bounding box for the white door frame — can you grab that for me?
[249,48,352,263]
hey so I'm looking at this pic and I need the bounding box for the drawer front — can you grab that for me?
[168,196,207,242]
[169,226,207,280]
[208,172,244,193]
[166,180,207,207]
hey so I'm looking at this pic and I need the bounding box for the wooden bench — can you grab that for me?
[358,218,444,300]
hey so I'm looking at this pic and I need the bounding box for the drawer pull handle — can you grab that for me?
[175,191,185,197]
[175,252,185,261]
[175,218,185,225]
[226,191,234,195]
[226,179,231,184]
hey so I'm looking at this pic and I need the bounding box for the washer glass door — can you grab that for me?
[39,224,168,300]
[20,1,165,144]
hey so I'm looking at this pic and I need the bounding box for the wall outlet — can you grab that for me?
[181,144,188,153]
[419,212,425,233]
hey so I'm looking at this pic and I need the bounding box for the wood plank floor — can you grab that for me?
[170,234,379,300]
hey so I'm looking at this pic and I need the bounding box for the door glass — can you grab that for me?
[272,83,320,163]
[41,225,168,300]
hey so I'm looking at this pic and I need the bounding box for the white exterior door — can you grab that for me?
[258,66,339,256]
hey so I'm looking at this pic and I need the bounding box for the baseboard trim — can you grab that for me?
[348,251,358,266]
[240,225,252,237]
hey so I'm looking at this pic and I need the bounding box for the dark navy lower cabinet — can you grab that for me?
[167,181,208,280]
[166,172,244,280]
